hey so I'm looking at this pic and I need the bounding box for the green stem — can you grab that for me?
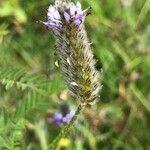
[48,103,86,150]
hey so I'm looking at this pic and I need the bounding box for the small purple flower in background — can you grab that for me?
[52,109,75,125]
[62,110,75,124]
[53,112,63,125]
[42,1,86,30]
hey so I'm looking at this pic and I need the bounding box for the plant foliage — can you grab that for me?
[0,0,150,149]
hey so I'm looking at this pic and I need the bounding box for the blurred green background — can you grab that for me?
[0,0,150,149]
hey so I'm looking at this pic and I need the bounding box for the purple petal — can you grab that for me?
[41,20,55,27]
[41,19,62,30]
[74,13,83,20]
[52,113,63,124]
[55,22,63,29]
[74,19,82,25]
[62,117,69,124]
[41,21,50,27]
[62,110,75,124]
[64,12,71,23]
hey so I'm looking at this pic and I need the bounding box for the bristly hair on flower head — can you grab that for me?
[42,0,101,105]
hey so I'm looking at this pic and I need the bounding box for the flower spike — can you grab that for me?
[42,1,101,104]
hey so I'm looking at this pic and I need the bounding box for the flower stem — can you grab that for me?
[48,103,86,150]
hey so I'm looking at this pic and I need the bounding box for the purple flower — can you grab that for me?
[42,1,85,29]
[52,112,63,124]
[62,110,75,124]
[69,2,84,25]
[52,109,75,125]
[43,5,62,30]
